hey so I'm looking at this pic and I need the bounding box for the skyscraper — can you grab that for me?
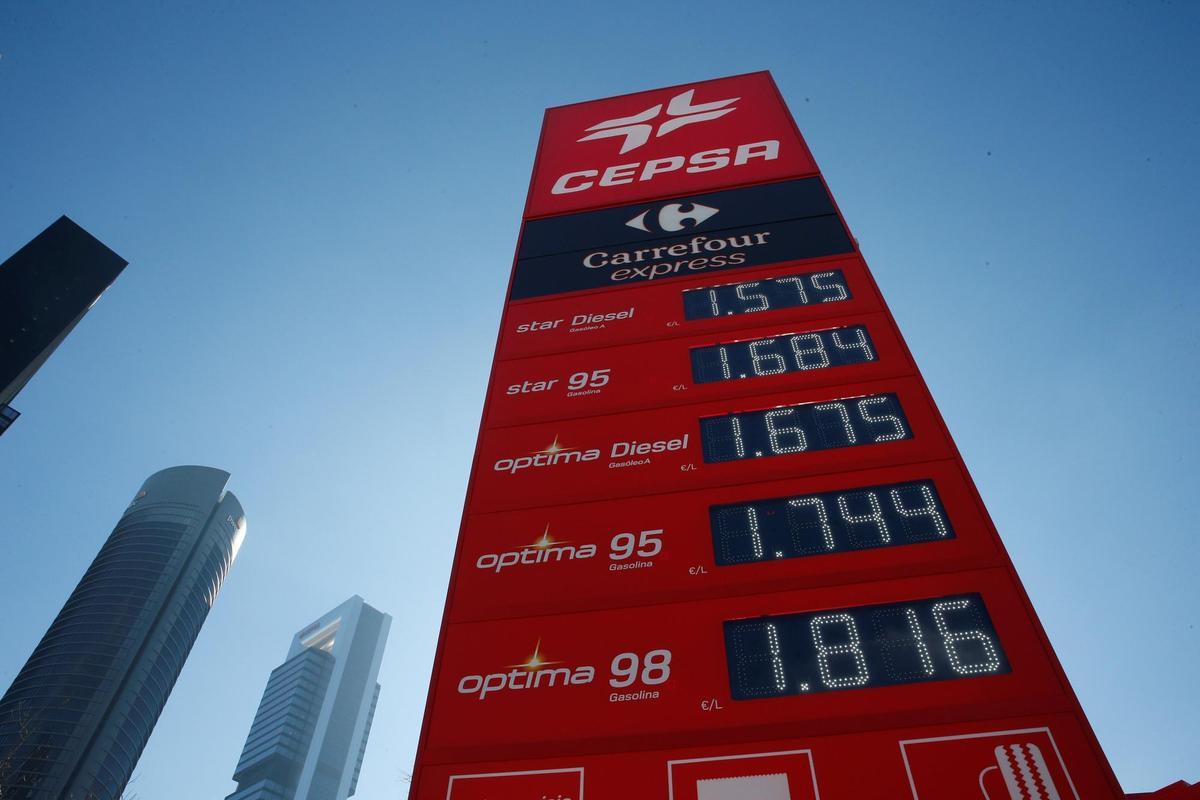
[227,596,390,800]
[0,466,246,799]
[0,216,128,437]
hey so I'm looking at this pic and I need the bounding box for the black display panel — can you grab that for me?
[710,480,954,566]
[724,594,1009,700]
[511,216,852,300]
[700,393,911,463]
[682,269,851,321]
[690,325,875,384]
[518,178,839,260]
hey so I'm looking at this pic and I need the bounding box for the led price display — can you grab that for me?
[724,593,1009,700]
[690,325,875,384]
[682,269,850,321]
[710,479,953,566]
[700,393,911,463]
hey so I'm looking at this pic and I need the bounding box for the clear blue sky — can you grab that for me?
[1,1,1197,796]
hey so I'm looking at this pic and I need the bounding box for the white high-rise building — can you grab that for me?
[227,596,391,800]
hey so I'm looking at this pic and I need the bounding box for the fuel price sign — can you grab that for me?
[409,72,1123,800]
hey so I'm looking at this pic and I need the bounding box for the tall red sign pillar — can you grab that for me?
[409,72,1123,800]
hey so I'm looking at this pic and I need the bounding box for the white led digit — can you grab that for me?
[890,484,949,539]
[728,416,746,458]
[831,327,875,361]
[932,599,1003,675]
[858,396,908,441]
[787,497,835,551]
[773,275,809,304]
[811,613,870,688]
[714,506,763,563]
[703,415,748,461]
[732,622,789,698]
[707,288,721,317]
[790,333,831,370]
[814,402,857,446]
[811,271,849,301]
[749,339,788,375]
[873,607,936,680]
[766,623,787,692]
[903,607,936,676]
[743,505,763,560]
[836,491,890,544]
[734,282,770,313]
[764,409,808,454]
[716,346,733,380]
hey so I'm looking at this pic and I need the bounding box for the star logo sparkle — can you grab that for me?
[529,524,562,550]
[535,435,572,456]
[508,639,561,672]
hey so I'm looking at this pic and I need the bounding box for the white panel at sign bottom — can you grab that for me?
[696,772,791,800]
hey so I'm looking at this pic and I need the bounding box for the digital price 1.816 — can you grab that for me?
[725,593,1008,700]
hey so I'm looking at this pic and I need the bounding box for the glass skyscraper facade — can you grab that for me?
[227,596,390,800]
[0,216,127,437]
[0,466,245,799]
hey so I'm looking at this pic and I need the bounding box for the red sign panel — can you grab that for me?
[424,569,1060,759]
[417,714,1111,800]
[450,460,998,623]
[488,311,911,426]
[526,72,817,218]
[409,73,1122,800]
[497,254,882,360]
[471,378,950,513]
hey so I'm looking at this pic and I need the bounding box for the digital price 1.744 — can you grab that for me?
[711,479,953,566]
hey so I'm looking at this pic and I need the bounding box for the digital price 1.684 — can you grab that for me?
[691,325,875,384]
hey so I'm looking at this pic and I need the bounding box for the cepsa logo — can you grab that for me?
[527,72,817,217]
[457,640,595,701]
[551,89,779,199]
